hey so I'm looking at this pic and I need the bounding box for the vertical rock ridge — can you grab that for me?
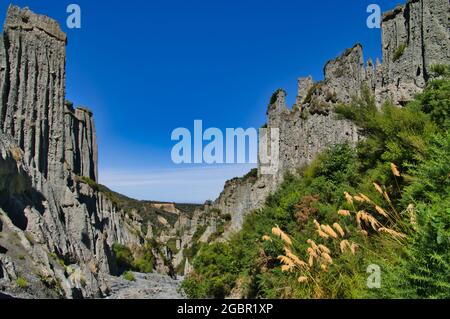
[1,5,68,182]
[378,0,450,104]
[0,6,107,298]
[64,102,98,181]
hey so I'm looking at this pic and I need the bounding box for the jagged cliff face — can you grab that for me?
[0,0,448,293]
[183,0,449,254]
[0,6,67,183]
[0,6,147,298]
[378,0,450,104]
[0,6,97,183]
[65,103,98,182]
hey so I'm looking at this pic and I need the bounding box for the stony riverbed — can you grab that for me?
[105,273,185,299]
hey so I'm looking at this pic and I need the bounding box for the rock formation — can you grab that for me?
[377,0,450,105]
[183,0,449,248]
[0,0,449,296]
[0,5,182,298]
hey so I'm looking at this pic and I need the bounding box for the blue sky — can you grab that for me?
[0,0,399,203]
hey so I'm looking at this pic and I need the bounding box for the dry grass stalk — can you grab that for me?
[391,163,401,177]
[344,192,353,205]
[338,210,351,216]
[307,239,319,251]
[333,223,345,237]
[272,226,292,246]
[318,244,331,255]
[321,253,333,264]
[321,225,338,239]
[383,191,392,205]
[317,229,330,239]
[313,220,321,230]
[374,205,389,218]
[262,235,272,242]
[358,229,368,236]
[340,240,350,253]
[298,276,308,283]
[356,211,381,231]
[307,247,318,258]
[354,195,365,203]
[278,255,295,272]
[350,243,358,255]
[373,183,383,195]
[285,247,308,268]
[359,193,374,204]
[308,255,314,267]
[281,264,294,272]
[378,227,407,239]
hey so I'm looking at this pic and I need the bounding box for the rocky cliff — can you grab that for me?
[378,0,450,105]
[0,6,184,298]
[0,0,448,295]
[181,0,449,257]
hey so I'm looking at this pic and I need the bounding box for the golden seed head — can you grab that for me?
[318,244,331,254]
[340,240,350,253]
[373,183,383,195]
[374,205,388,218]
[333,223,345,237]
[321,253,333,264]
[378,227,407,239]
[298,276,308,283]
[359,229,368,236]
[322,225,339,239]
[391,163,401,177]
[272,225,292,246]
[359,193,373,204]
[338,210,351,217]
[350,243,358,255]
[317,230,330,239]
[308,255,314,267]
[344,192,353,205]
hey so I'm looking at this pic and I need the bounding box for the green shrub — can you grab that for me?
[401,132,450,298]
[123,271,136,282]
[409,75,450,129]
[113,243,134,272]
[393,43,407,61]
[16,277,28,289]
[182,242,241,298]
[132,243,154,273]
[430,64,450,78]
[269,89,285,105]
[183,77,450,299]
[113,242,154,274]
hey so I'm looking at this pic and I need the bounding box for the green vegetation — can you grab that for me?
[182,73,450,299]
[242,168,258,184]
[183,225,207,261]
[16,277,28,289]
[303,83,321,105]
[269,89,285,105]
[113,242,154,274]
[393,43,407,61]
[78,176,184,234]
[430,64,450,78]
[122,271,136,282]
[49,252,68,269]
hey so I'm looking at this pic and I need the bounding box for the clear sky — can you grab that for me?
[0,0,399,203]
